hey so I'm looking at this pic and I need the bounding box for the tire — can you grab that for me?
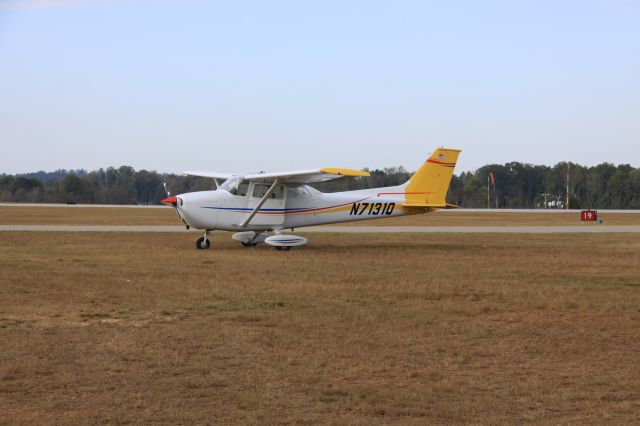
[196,237,211,249]
[275,246,291,251]
[241,242,257,248]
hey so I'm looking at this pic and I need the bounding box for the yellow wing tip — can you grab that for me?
[320,167,370,177]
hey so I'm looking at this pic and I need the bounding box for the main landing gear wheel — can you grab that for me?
[241,242,258,248]
[274,246,291,251]
[196,236,210,250]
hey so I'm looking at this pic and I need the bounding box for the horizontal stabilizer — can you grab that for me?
[401,202,460,212]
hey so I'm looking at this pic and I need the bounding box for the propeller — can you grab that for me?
[161,182,187,228]
[161,182,177,207]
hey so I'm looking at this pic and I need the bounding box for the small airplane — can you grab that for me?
[161,147,461,250]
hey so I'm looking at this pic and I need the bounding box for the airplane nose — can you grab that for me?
[161,196,177,206]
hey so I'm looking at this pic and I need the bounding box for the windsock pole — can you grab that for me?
[487,175,490,209]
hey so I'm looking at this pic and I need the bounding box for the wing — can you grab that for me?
[183,171,236,180]
[243,168,370,184]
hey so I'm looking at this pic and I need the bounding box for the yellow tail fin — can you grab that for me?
[403,147,461,208]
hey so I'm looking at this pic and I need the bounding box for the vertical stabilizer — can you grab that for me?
[403,148,461,207]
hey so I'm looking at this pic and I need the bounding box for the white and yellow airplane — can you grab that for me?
[161,147,461,250]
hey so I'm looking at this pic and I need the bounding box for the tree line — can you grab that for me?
[1,161,639,209]
[0,167,214,205]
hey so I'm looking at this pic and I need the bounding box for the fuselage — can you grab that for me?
[163,147,460,249]
[174,184,410,232]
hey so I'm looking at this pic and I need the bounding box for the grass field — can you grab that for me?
[1,205,639,226]
[1,232,640,424]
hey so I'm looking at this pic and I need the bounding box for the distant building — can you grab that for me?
[546,200,565,209]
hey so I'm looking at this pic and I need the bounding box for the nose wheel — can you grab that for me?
[196,233,211,249]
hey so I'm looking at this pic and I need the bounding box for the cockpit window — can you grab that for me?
[235,183,249,196]
[218,176,243,194]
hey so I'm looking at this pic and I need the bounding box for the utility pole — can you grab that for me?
[566,164,570,210]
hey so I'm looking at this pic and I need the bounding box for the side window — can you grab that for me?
[252,184,270,198]
[298,187,311,198]
[285,187,310,198]
[271,185,284,199]
[237,183,249,197]
[286,187,298,199]
[251,183,284,199]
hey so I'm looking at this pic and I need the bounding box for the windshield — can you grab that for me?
[218,176,242,193]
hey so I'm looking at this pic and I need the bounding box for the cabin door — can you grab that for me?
[247,183,285,226]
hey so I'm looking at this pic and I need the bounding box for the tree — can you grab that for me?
[62,174,85,197]
[2,160,638,208]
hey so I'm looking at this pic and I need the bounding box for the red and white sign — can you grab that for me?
[581,210,597,222]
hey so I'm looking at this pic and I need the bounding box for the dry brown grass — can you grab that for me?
[0,206,177,226]
[1,231,639,424]
[1,205,639,227]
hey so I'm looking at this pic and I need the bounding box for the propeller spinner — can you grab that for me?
[161,196,177,206]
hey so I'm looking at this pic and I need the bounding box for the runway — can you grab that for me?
[1,225,640,233]
[2,203,639,214]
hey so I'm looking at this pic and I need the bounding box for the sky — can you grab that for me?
[1,0,639,174]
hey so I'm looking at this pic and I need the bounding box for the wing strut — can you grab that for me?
[238,179,280,228]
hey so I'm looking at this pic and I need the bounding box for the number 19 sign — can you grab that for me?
[581,210,597,222]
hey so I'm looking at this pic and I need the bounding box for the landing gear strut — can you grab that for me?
[196,232,211,249]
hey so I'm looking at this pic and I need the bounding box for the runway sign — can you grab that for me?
[581,210,597,222]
